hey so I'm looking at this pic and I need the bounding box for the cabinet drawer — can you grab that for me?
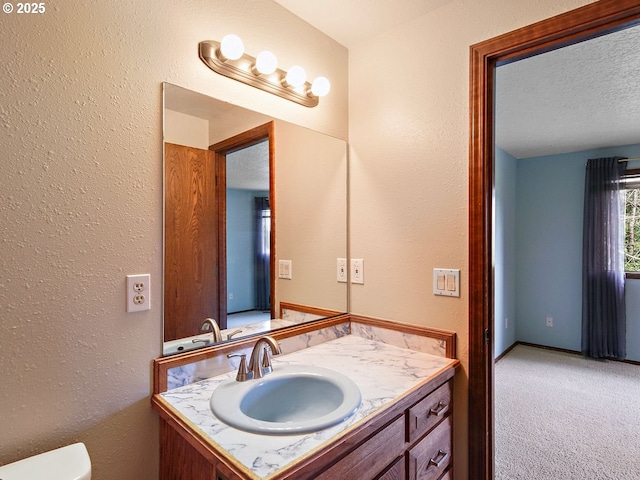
[407,381,451,443]
[315,415,405,480]
[407,416,452,480]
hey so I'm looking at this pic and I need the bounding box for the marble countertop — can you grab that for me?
[159,334,456,479]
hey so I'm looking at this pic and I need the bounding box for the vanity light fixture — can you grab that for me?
[199,35,330,108]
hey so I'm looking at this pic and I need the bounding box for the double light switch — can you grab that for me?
[433,268,460,297]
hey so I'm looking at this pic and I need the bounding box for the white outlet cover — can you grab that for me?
[126,274,150,312]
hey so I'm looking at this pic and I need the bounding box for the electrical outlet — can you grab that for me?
[351,259,364,284]
[546,315,553,327]
[337,258,347,283]
[126,274,150,312]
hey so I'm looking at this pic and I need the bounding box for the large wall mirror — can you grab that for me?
[162,83,348,355]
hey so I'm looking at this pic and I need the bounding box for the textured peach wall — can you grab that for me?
[1,0,603,478]
[0,1,346,478]
[348,0,595,477]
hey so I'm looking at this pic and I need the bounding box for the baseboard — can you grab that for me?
[517,341,580,356]
[499,341,640,366]
[494,342,519,363]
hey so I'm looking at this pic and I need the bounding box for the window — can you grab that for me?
[622,169,640,275]
[260,206,271,257]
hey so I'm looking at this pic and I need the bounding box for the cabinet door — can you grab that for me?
[315,416,405,480]
[375,456,405,480]
[160,420,217,480]
[407,416,452,480]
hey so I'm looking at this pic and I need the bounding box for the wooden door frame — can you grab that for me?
[468,1,640,477]
[209,122,276,329]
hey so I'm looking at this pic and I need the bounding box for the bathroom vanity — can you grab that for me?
[152,315,458,480]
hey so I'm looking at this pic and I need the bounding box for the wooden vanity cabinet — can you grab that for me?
[155,374,454,480]
[312,375,455,478]
[311,379,453,480]
[406,381,453,479]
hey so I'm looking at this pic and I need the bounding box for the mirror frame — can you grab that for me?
[468,1,640,477]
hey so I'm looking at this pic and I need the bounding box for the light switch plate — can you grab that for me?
[278,260,292,279]
[337,258,347,283]
[351,259,364,284]
[433,268,460,297]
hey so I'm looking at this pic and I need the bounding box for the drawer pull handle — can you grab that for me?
[428,449,449,468]
[429,401,449,417]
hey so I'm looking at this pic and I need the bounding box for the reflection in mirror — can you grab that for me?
[162,83,348,355]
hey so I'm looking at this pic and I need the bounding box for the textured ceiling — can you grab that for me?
[495,24,640,159]
[226,142,269,191]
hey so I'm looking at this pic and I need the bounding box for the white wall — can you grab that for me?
[347,0,595,476]
[0,1,347,478]
[275,119,348,313]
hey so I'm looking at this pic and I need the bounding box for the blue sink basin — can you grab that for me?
[210,364,361,435]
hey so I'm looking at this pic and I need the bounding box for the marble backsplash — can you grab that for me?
[164,318,450,391]
[350,322,448,357]
[167,322,351,390]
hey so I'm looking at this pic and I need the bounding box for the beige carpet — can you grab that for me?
[495,345,640,479]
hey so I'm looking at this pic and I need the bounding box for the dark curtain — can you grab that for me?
[254,196,270,311]
[582,157,627,359]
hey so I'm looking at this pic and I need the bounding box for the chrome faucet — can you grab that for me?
[228,335,282,382]
[199,318,222,343]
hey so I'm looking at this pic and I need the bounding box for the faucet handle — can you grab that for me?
[227,353,251,382]
[261,349,273,375]
[260,341,281,375]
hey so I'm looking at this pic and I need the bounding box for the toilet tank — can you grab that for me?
[0,443,91,480]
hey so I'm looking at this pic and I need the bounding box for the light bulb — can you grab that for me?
[311,76,331,97]
[219,34,244,61]
[284,65,307,88]
[254,51,278,75]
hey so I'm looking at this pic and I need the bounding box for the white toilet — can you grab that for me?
[0,443,91,480]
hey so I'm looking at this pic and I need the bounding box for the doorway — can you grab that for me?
[468,2,640,478]
[209,122,276,330]
[225,140,272,328]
